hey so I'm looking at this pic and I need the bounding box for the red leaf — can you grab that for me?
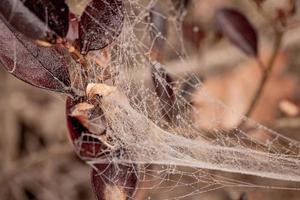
[0,19,72,93]
[92,163,139,200]
[0,0,69,41]
[79,0,124,54]
[216,8,258,57]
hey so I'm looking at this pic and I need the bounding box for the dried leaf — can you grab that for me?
[66,97,105,159]
[69,102,95,130]
[86,83,117,99]
[79,0,124,54]
[0,19,72,93]
[92,163,139,200]
[0,0,69,41]
[151,62,176,121]
[216,8,258,57]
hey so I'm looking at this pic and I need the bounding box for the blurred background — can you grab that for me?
[1,0,300,199]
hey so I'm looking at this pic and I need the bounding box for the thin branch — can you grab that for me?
[244,30,284,118]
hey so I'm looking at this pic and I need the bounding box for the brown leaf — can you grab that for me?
[148,2,167,51]
[69,102,95,130]
[92,163,139,200]
[66,97,105,159]
[151,62,176,122]
[216,8,258,57]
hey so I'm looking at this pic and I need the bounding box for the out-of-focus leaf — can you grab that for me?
[151,62,176,122]
[0,0,69,41]
[92,163,139,200]
[79,0,124,54]
[216,8,258,57]
[171,0,190,13]
[238,192,248,200]
[0,18,72,93]
[288,0,297,16]
[66,97,106,159]
[148,2,167,51]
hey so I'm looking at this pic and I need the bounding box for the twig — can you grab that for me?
[244,29,284,118]
[0,143,73,186]
[238,2,286,125]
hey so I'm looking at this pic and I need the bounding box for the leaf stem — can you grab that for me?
[244,29,284,118]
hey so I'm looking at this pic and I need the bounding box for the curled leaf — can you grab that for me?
[66,97,106,159]
[0,0,69,41]
[216,8,258,57]
[92,163,139,200]
[0,19,71,93]
[69,102,96,131]
[79,0,124,54]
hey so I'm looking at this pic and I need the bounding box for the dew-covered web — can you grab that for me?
[67,0,300,199]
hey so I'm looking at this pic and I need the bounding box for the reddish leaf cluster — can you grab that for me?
[0,1,132,199]
[66,94,139,199]
[0,0,125,92]
[0,1,264,199]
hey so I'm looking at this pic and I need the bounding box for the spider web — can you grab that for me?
[65,0,300,199]
[15,0,300,199]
